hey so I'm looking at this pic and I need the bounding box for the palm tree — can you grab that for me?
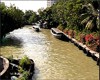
[81,1,99,31]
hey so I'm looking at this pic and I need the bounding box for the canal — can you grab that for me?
[0,25,99,80]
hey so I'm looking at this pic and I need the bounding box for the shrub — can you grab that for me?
[57,24,64,31]
[79,33,86,44]
[19,56,31,68]
[70,30,75,38]
[63,28,69,34]
[18,67,24,73]
[75,32,80,41]
[85,34,95,44]
[17,71,29,80]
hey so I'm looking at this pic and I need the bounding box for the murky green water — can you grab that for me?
[0,25,99,80]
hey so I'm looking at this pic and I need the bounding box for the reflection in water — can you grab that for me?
[0,26,99,80]
[1,35,22,47]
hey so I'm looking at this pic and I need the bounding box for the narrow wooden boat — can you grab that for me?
[51,28,63,39]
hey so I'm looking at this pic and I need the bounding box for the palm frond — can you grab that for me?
[85,20,94,30]
[96,16,99,29]
[87,3,98,16]
[81,16,90,24]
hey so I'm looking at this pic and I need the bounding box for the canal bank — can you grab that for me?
[51,28,99,65]
[0,26,99,80]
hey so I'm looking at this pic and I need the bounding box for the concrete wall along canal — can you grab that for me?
[53,28,99,65]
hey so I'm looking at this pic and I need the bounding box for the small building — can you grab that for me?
[47,0,58,7]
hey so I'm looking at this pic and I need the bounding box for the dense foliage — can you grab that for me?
[19,55,31,68]
[37,0,100,52]
[0,3,24,39]
[24,10,39,24]
[0,2,39,39]
[38,0,100,32]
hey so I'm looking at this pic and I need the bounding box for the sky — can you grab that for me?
[1,0,47,13]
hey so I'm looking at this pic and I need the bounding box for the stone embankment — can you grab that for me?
[53,28,99,65]
[62,31,99,65]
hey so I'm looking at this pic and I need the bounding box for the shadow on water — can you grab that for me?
[0,36,22,48]
[57,37,70,42]
[32,67,40,80]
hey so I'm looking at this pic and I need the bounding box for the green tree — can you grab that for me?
[1,3,24,39]
[81,0,99,31]
[28,12,39,24]
[23,10,34,24]
[38,0,99,32]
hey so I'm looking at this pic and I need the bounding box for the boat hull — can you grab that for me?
[50,28,63,39]
[50,30,62,39]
